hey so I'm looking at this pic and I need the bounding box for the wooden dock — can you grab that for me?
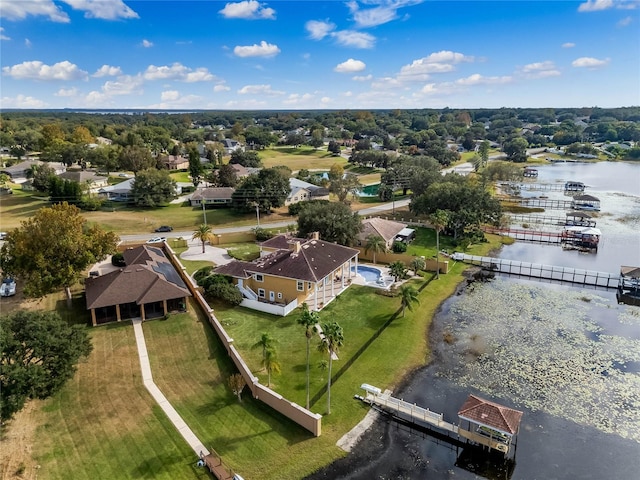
[501,182,586,192]
[200,449,236,480]
[482,226,563,244]
[507,213,596,228]
[501,197,574,210]
[451,253,619,289]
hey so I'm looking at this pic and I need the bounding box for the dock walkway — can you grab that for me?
[452,253,619,289]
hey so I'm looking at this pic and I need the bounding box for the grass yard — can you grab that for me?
[259,146,348,171]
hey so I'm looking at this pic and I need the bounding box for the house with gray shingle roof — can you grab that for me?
[214,233,359,314]
[85,244,191,326]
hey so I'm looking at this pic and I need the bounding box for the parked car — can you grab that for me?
[146,237,166,244]
[0,277,16,297]
[155,225,173,232]
[0,232,7,240]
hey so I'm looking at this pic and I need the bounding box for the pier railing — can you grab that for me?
[452,253,619,289]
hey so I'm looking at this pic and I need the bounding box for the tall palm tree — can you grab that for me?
[429,209,449,279]
[389,260,407,282]
[297,303,320,410]
[399,285,419,317]
[317,321,344,415]
[364,234,387,264]
[252,332,276,365]
[262,347,281,388]
[192,223,214,254]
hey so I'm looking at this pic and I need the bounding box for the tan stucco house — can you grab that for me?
[214,233,359,315]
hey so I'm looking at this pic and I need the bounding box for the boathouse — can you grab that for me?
[565,211,596,227]
[617,266,640,306]
[523,167,538,178]
[457,395,523,455]
[564,181,585,192]
[572,194,600,211]
[560,226,601,250]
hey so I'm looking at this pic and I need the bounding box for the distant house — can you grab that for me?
[160,155,189,170]
[98,178,135,202]
[190,187,235,207]
[222,139,243,155]
[357,217,413,249]
[85,244,191,326]
[58,171,109,192]
[230,163,260,178]
[286,178,330,205]
[1,160,66,184]
[214,233,359,314]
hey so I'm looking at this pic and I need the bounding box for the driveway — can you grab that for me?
[179,238,233,266]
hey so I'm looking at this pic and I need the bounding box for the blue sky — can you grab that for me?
[1,0,639,110]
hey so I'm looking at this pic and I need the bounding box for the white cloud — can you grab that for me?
[93,65,122,77]
[331,30,376,49]
[237,84,285,95]
[62,0,139,20]
[25,38,32,47]
[617,15,633,26]
[233,40,280,57]
[0,27,10,41]
[455,73,512,86]
[282,92,315,105]
[141,39,153,48]
[55,87,79,97]
[352,74,373,81]
[334,58,366,73]
[305,20,335,40]
[371,77,404,90]
[101,75,143,95]
[348,0,422,28]
[396,51,473,82]
[160,90,180,102]
[1,94,47,108]
[562,42,576,48]
[420,82,458,96]
[578,0,614,12]
[572,56,610,68]
[0,0,70,23]
[214,84,231,92]
[2,60,88,81]
[219,1,275,19]
[143,63,216,82]
[423,50,475,64]
[520,61,561,78]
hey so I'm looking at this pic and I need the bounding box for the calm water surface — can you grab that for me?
[308,162,640,480]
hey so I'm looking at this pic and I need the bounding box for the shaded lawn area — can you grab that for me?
[407,226,459,258]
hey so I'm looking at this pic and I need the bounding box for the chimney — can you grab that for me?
[311,231,320,240]
[289,241,301,254]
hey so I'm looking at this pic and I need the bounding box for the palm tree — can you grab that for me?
[192,223,214,254]
[429,209,449,279]
[262,347,281,388]
[399,285,419,317]
[251,332,276,366]
[409,256,426,276]
[317,321,344,414]
[389,260,407,282]
[297,303,320,409]
[364,234,387,264]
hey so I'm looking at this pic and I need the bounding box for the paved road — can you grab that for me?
[119,198,412,243]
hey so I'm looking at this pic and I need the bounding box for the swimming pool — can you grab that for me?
[351,265,393,288]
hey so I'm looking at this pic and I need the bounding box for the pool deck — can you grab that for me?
[351,265,394,289]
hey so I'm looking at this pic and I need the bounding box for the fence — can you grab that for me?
[163,242,322,437]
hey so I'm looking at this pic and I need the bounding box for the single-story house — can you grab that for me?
[1,160,66,183]
[160,155,189,170]
[214,233,359,313]
[222,139,243,155]
[190,187,235,207]
[58,171,109,192]
[98,178,135,202]
[230,163,260,178]
[357,217,409,249]
[85,244,191,326]
[286,178,330,206]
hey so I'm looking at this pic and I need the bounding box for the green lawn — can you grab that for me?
[259,146,347,171]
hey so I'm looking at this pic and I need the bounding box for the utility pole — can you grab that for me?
[202,201,207,226]
[255,202,260,227]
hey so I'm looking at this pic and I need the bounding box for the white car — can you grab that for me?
[0,277,16,297]
[146,237,166,244]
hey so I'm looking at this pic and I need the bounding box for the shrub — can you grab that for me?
[201,273,232,290]
[392,241,407,253]
[193,266,214,284]
[207,282,243,305]
[288,199,330,216]
[253,227,273,242]
[111,252,126,267]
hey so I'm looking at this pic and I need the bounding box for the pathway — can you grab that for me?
[131,319,210,458]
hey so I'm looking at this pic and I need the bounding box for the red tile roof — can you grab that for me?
[458,394,523,436]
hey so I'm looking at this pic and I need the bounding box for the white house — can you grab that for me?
[286,178,330,206]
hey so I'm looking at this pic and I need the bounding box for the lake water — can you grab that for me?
[307,162,640,480]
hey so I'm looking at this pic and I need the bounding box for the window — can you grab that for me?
[277,292,282,300]
[255,274,264,282]
[308,282,312,289]
[297,281,304,291]
[258,288,265,298]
